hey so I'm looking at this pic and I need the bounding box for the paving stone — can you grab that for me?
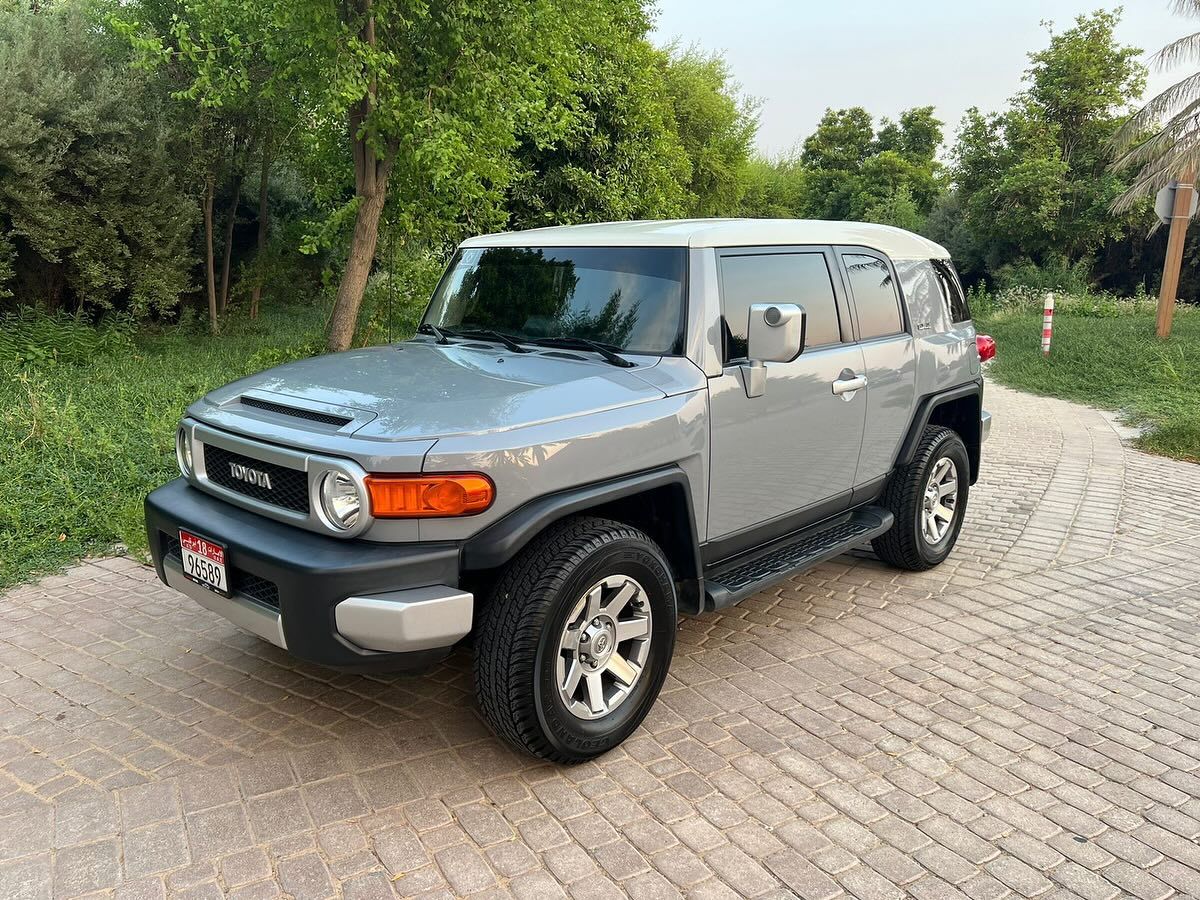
[435,843,497,895]
[123,820,190,879]
[276,852,335,899]
[53,838,120,897]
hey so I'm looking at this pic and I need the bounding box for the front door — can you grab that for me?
[707,247,867,542]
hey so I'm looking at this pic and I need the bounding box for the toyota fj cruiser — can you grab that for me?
[146,219,993,762]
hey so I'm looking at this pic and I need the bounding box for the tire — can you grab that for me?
[872,425,970,571]
[473,516,676,763]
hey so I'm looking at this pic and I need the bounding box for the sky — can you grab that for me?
[650,0,1187,156]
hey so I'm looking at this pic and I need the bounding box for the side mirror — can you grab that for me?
[747,303,805,363]
[741,303,806,399]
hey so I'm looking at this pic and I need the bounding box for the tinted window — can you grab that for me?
[719,252,840,361]
[931,258,971,323]
[843,253,904,339]
[424,246,687,355]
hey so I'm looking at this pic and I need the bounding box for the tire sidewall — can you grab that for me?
[913,434,970,566]
[531,537,676,759]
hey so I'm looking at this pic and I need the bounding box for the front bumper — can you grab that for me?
[145,479,471,671]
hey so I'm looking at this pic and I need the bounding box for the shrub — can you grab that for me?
[0,308,136,368]
[0,1,194,317]
[993,256,1094,296]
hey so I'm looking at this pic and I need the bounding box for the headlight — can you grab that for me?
[319,471,363,530]
[176,428,193,477]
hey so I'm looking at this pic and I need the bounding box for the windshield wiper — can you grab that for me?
[417,323,452,345]
[419,324,529,354]
[529,337,636,368]
[455,328,531,354]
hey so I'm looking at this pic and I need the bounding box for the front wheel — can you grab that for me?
[473,517,676,762]
[872,425,970,571]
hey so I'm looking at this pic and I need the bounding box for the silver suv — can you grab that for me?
[147,219,992,761]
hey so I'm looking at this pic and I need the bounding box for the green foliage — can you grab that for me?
[739,153,806,219]
[0,0,195,317]
[660,47,758,217]
[0,309,136,367]
[977,303,1200,461]
[355,245,448,345]
[992,256,1097,295]
[741,105,944,228]
[506,16,691,227]
[942,11,1148,280]
[0,302,329,588]
[504,39,757,227]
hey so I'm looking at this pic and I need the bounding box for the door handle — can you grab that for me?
[832,374,867,397]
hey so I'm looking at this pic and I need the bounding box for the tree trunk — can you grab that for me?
[326,177,389,351]
[203,174,219,335]
[218,171,243,313]
[250,138,271,319]
[326,0,391,353]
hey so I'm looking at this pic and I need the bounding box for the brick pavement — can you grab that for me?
[2,384,1200,899]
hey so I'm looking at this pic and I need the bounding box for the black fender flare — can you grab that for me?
[895,380,983,481]
[460,466,704,612]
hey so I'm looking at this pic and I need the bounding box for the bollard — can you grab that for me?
[1042,292,1055,357]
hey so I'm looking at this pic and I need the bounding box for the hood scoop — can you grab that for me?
[239,395,353,428]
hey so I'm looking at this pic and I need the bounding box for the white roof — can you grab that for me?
[461,218,950,261]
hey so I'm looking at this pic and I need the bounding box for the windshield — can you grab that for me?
[422,246,687,355]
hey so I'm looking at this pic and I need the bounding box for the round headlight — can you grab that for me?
[176,428,193,477]
[319,471,362,530]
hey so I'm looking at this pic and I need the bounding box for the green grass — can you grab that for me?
[977,305,1200,462]
[0,302,330,589]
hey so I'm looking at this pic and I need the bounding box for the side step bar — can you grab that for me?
[704,506,894,610]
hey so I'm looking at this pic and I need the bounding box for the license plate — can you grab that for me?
[179,530,229,597]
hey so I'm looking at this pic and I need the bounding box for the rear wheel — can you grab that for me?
[873,426,969,571]
[473,516,676,762]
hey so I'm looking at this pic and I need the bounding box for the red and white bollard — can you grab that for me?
[1041,293,1055,357]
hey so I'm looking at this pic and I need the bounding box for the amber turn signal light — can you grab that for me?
[365,473,495,518]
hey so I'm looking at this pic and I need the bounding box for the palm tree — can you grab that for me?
[1111,0,1200,210]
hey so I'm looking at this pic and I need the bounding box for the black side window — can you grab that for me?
[932,258,971,323]
[842,253,904,339]
[718,252,841,362]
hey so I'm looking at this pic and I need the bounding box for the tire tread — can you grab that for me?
[473,515,664,763]
[872,425,964,571]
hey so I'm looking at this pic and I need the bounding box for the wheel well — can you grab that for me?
[926,394,981,482]
[584,484,703,614]
[463,480,704,616]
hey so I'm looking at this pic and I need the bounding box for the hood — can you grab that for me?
[196,342,668,441]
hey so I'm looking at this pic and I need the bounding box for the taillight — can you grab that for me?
[365,473,495,517]
[976,334,996,363]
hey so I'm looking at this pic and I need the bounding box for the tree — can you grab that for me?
[792,106,943,225]
[659,47,758,217]
[1111,0,1200,208]
[738,152,806,219]
[876,107,943,162]
[945,11,1146,278]
[113,0,289,334]
[0,0,193,316]
[141,0,630,351]
[506,14,691,228]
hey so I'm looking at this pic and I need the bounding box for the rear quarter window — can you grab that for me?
[932,258,971,324]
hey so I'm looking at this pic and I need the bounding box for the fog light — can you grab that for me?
[319,471,363,530]
[176,428,193,477]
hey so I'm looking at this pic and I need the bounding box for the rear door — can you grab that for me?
[707,246,867,543]
[836,249,917,491]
